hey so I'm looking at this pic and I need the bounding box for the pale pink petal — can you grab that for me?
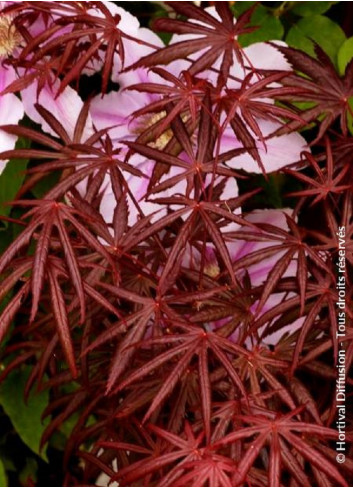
[0,67,24,174]
[90,26,164,140]
[114,28,164,86]
[255,292,305,346]
[90,89,151,140]
[182,209,296,285]
[227,208,297,285]
[98,156,164,227]
[203,174,239,203]
[21,80,93,140]
[222,119,308,173]
[97,2,140,32]
[231,41,291,81]
[244,41,291,70]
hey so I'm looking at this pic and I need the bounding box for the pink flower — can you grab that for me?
[88,20,239,227]
[167,8,309,173]
[86,12,175,226]
[21,79,93,140]
[185,208,297,283]
[87,8,310,231]
[0,5,24,173]
[89,31,242,226]
[167,8,293,78]
[0,67,24,174]
[0,1,92,145]
[1,1,143,143]
[183,209,303,344]
[220,119,308,173]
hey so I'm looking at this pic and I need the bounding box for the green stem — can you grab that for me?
[273,1,295,18]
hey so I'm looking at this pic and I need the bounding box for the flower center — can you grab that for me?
[204,263,220,278]
[0,15,21,57]
[134,111,174,151]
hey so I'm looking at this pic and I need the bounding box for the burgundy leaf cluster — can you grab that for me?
[0,1,352,486]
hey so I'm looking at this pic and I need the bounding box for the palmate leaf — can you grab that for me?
[83,282,231,399]
[127,69,212,138]
[286,138,351,205]
[0,103,143,202]
[130,2,257,84]
[3,1,147,95]
[249,270,349,373]
[81,281,160,389]
[169,198,255,287]
[125,91,245,200]
[112,323,248,438]
[229,213,333,316]
[126,95,258,291]
[128,47,305,176]
[310,195,353,267]
[219,72,306,172]
[188,273,258,340]
[92,397,353,487]
[0,200,114,376]
[99,422,236,487]
[124,88,243,172]
[269,43,353,142]
[233,345,296,411]
[215,407,350,486]
[119,187,258,285]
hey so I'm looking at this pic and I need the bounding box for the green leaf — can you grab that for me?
[0,207,26,254]
[19,458,37,486]
[0,367,49,461]
[286,15,346,62]
[338,37,353,76]
[237,173,285,210]
[151,8,170,45]
[0,137,29,222]
[234,3,284,47]
[31,170,60,199]
[292,1,337,16]
[348,97,353,136]
[231,1,256,17]
[0,458,7,487]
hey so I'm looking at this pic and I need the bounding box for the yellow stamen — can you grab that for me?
[0,15,21,57]
[134,111,174,151]
[204,263,220,278]
[134,111,190,151]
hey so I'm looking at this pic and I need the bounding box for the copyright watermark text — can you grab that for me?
[336,226,346,462]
